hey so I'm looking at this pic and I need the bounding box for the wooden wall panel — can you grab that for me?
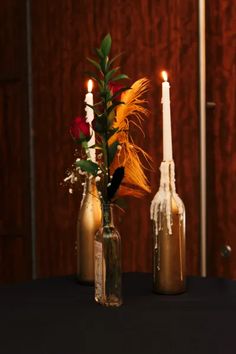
[0,0,31,283]
[0,83,26,237]
[0,1,27,79]
[31,0,200,277]
[206,1,236,278]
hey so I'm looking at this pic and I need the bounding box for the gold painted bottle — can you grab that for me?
[77,176,101,284]
[94,203,122,306]
[150,161,186,294]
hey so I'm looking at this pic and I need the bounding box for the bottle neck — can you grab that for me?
[102,203,114,226]
[159,160,176,193]
[84,175,97,194]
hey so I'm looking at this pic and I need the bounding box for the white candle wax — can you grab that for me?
[85,80,96,162]
[162,71,173,161]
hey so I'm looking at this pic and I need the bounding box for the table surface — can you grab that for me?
[0,273,236,354]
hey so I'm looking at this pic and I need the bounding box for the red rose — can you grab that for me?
[70,116,91,143]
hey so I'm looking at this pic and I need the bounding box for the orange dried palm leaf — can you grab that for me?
[109,78,152,198]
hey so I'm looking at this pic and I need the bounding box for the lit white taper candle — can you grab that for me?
[85,79,96,162]
[161,71,173,161]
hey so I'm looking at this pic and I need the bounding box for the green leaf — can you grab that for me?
[97,81,104,91]
[108,141,119,164]
[106,90,112,100]
[107,109,115,127]
[85,103,100,116]
[112,74,129,82]
[92,114,107,133]
[87,57,101,71]
[107,127,119,139]
[100,56,107,73]
[95,48,104,59]
[100,89,111,102]
[109,86,131,101]
[101,33,112,57]
[104,56,109,72]
[105,67,120,82]
[72,133,90,145]
[88,143,103,150]
[107,101,124,115]
[76,159,98,176]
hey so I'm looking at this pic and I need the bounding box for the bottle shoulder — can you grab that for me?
[150,190,185,217]
[96,225,121,240]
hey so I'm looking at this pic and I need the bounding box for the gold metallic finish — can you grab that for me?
[151,161,186,294]
[153,199,186,294]
[77,177,102,284]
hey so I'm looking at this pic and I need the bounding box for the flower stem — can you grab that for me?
[82,141,91,160]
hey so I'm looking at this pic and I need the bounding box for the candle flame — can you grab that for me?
[162,71,168,82]
[87,79,93,93]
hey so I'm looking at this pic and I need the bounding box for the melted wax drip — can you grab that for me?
[150,160,184,236]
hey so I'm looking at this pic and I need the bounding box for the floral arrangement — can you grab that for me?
[66,34,151,204]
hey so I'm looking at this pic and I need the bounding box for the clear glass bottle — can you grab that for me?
[77,176,101,284]
[94,203,122,306]
[150,161,186,294]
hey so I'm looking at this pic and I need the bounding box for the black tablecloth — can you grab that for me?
[0,273,236,354]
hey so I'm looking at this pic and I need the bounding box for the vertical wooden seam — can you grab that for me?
[26,0,36,279]
[199,0,207,277]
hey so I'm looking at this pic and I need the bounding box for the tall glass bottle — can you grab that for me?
[77,176,101,284]
[94,203,122,306]
[150,161,186,294]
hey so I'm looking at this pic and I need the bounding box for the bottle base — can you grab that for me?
[95,294,123,307]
